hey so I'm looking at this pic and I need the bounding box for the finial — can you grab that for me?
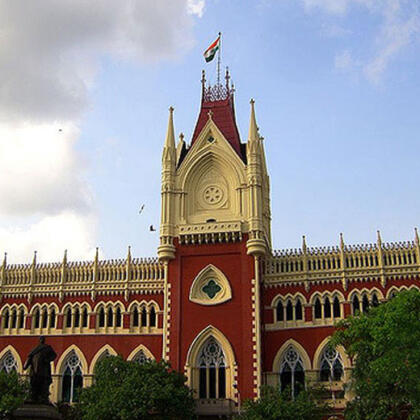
[95,247,99,263]
[2,252,6,268]
[207,109,213,120]
[62,249,67,264]
[201,69,206,91]
[179,132,184,142]
[339,232,344,249]
[169,106,174,114]
[225,66,230,90]
[127,245,132,260]
[32,250,37,265]
[302,235,307,252]
[415,227,419,246]
[248,99,258,143]
[164,106,176,150]
[377,230,382,246]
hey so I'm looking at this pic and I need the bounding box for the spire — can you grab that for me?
[62,249,67,265]
[164,106,176,150]
[339,232,345,250]
[32,250,37,266]
[415,227,419,246]
[248,99,259,143]
[377,230,382,247]
[302,235,307,253]
[95,247,99,264]
[127,245,132,262]
[2,252,6,269]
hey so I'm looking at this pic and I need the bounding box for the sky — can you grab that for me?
[1,0,420,264]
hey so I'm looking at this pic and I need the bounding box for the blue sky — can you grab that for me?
[1,0,419,262]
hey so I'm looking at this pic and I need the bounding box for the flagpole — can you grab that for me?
[217,32,221,85]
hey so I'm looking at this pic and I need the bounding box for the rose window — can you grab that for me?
[203,186,223,205]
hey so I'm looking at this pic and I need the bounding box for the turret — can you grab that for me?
[158,107,177,261]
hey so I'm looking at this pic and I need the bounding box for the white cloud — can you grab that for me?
[0,0,203,261]
[334,49,358,71]
[301,0,420,83]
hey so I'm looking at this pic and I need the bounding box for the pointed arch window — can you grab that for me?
[34,308,41,329]
[18,308,25,329]
[319,347,344,382]
[198,338,226,399]
[107,307,113,327]
[115,307,122,328]
[276,301,284,322]
[98,307,105,328]
[61,351,83,403]
[295,299,303,320]
[141,307,147,327]
[149,306,156,327]
[333,297,341,318]
[132,350,149,365]
[314,298,322,319]
[132,306,139,327]
[0,351,17,374]
[286,300,293,321]
[362,294,369,313]
[279,346,305,398]
[65,308,72,328]
[74,308,80,328]
[324,297,331,318]
[41,308,48,329]
[10,309,17,329]
[2,309,10,329]
[352,295,360,314]
[81,307,88,328]
[371,293,379,307]
[49,308,56,329]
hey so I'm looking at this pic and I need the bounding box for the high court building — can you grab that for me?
[0,70,419,417]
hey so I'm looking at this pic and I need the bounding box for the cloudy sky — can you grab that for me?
[1,0,419,263]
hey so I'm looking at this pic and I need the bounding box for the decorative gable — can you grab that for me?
[189,264,232,306]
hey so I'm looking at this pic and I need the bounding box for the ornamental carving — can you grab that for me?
[189,264,232,306]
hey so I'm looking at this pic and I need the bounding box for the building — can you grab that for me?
[1,69,419,417]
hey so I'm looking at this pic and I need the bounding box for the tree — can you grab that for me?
[0,370,28,419]
[236,385,329,420]
[331,289,420,420]
[78,356,195,420]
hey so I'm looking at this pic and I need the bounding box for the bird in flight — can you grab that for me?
[149,225,156,232]
[139,204,145,214]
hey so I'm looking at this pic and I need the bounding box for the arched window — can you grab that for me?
[42,308,48,329]
[65,308,72,328]
[2,309,10,329]
[61,351,83,403]
[324,297,331,318]
[333,297,341,318]
[286,300,293,321]
[295,299,303,320]
[0,351,17,373]
[319,347,344,382]
[74,308,80,328]
[352,295,360,314]
[49,308,56,329]
[198,338,226,399]
[98,307,105,328]
[107,307,113,327]
[132,350,149,365]
[81,307,88,328]
[276,301,284,322]
[371,293,379,307]
[149,306,156,327]
[362,294,369,313]
[18,308,25,329]
[115,307,122,327]
[34,308,41,329]
[141,307,147,327]
[314,298,322,319]
[10,309,17,329]
[280,346,305,398]
[132,306,139,327]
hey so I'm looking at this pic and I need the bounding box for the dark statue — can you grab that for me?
[24,336,57,404]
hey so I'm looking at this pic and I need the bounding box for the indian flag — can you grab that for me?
[203,35,220,63]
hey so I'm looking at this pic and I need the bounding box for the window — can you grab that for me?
[18,309,25,329]
[115,307,122,327]
[61,351,83,403]
[82,308,88,328]
[10,309,17,329]
[295,299,303,320]
[352,295,360,314]
[324,297,331,318]
[98,307,105,328]
[362,294,369,313]
[149,306,156,327]
[132,306,139,327]
[65,308,72,328]
[2,309,10,329]
[320,347,343,382]
[314,298,322,319]
[280,346,305,398]
[286,300,293,321]
[333,297,341,318]
[141,307,147,327]
[198,338,226,399]
[0,351,17,374]
[107,307,113,327]
[276,301,284,321]
[49,308,56,328]
[371,293,379,307]
[74,308,80,328]
[132,350,149,365]
[34,309,41,329]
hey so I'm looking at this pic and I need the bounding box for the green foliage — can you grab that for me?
[78,356,195,420]
[236,385,329,420]
[0,370,28,419]
[331,289,420,420]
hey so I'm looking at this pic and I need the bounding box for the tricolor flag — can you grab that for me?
[203,35,220,63]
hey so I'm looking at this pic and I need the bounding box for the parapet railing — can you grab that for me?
[264,233,420,289]
[0,252,165,301]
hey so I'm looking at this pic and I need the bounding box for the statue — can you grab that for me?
[24,336,57,404]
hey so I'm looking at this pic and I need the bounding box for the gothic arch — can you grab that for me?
[127,344,155,362]
[313,336,351,371]
[55,345,88,376]
[185,325,237,400]
[0,345,23,373]
[272,339,312,372]
[89,345,118,374]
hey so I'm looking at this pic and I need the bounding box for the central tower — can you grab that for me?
[158,70,271,415]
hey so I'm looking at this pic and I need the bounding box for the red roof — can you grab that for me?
[190,95,244,160]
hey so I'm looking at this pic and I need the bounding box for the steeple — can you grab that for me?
[163,106,176,164]
[248,99,259,143]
